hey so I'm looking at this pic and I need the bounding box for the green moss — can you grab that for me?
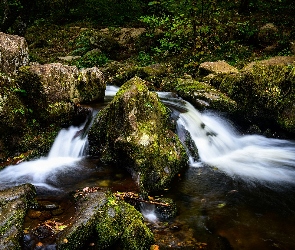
[174,77,237,113]
[218,64,295,132]
[58,191,153,250]
[89,77,188,193]
[96,196,154,250]
[0,184,37,249]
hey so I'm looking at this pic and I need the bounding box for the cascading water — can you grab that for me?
[0,125,88,190]
[0,86,120,191]
[158,92,295,184]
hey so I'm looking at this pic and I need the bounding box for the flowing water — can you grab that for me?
[1,86,295,249]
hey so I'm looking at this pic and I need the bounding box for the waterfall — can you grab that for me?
[0,86,120,191]
[0,125,88,190]
[159,92,295,184]
[48,126,88,158]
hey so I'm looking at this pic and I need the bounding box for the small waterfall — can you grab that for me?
[159,92,295,184]
[48,125,88,158]
[0,125,88,190]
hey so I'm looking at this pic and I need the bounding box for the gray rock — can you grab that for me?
[0,32,29,75]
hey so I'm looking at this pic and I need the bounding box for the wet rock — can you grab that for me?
[0,32,29,75]
[154,197,177,220]
[88,77,188,194]
[57,189,154,250]
[174,77,237,113]
[211,57,295,133]
[0,184,36,249]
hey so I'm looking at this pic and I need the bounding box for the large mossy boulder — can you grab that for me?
[0,184,36,249]
[88,77,188,194]
[102,61,169,90]
[0,32,29,75]
[209,57,295,133]
[57,190,154,250]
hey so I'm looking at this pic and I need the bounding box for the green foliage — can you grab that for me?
[137,51,155,66]
[140,1,218,58]
[72,51,109,69]
[236,21,258,43]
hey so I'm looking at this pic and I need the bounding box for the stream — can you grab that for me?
[1,86,295,249]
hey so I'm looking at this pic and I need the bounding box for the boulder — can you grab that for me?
[174,75,237,113]
[57,189,154,250]
[199,60,239,76]
[88,77,188,194]
[102,61,170,90]
[27,63,105,104]
[0,63,96,162]
[242,56,295,72]
[214,58,295,133]
[0,184,36,249]
[103,27,146,46]
[0,32,29,75]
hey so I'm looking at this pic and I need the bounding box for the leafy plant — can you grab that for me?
[72,50,109,68]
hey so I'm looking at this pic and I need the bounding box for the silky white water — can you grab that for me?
[1,88,295,190]
[0,126,87,190]
[159,92,295,184]
[0,86,120,190]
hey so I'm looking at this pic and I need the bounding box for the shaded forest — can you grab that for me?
[1,0,295,70]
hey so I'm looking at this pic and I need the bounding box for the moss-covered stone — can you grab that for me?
[215,63,295,133]
[27,63,105,104]
[88,77,188,194]
[174,76,237,113]
[0,184,37,249]
[78,67,105,103]
[0,63,95,163]
[57,190,154,250]
[102,61,169,90]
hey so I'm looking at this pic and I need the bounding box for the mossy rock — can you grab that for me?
[0,64,94,162]
[174,76,237,113]
[0,184,37,249]
[217,63,295,133]
[198,60,239,76]
[57,190,154,250]
[102,61,169,90]
[88,77,188,194]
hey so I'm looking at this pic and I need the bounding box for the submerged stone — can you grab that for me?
[88,77,188,194]
[0,184,36,249]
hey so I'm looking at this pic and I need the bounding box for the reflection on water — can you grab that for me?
[167,167,295,249]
